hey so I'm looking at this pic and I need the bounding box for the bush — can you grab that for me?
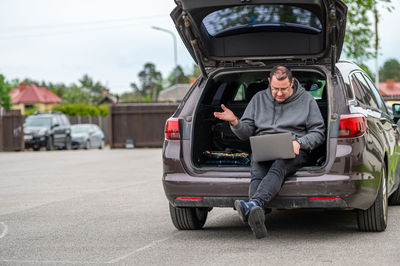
[53,104,109,116]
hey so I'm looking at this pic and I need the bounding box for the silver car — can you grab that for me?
[71,124,105,149]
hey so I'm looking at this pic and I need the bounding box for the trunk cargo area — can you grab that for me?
[191,68,329,170]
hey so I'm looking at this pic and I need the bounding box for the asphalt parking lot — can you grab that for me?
[1,149,400,265]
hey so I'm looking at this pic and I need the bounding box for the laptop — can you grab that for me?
[250,132,295,162]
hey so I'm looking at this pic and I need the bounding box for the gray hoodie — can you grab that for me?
[230,79,325,151]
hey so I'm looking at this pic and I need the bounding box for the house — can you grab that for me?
[97,89,119,105]
[9,83,62,114]
[379,79,400,102]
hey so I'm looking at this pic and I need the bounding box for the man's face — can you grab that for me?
[268,76,294,103]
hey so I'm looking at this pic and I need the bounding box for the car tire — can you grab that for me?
[46,136,53,151]
[99,139,105,149]
[65,136,72,150]
[389,183,400,205]
[357,167,388,232]
[33,146,40,151]
[169,203,208,230]
[85,140,91,150]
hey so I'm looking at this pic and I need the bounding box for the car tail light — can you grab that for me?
[165,118,180,140]
[176,197,204,200]
[308,197,341,200]
[338,114,366,139]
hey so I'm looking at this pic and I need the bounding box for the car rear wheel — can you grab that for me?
[46,136,53,151]
[357,168,388,232]
[85,140,91,149]
[99,139,105,149]
[169,203,208,230]
[389,183,400,205]
[65,136,72,150]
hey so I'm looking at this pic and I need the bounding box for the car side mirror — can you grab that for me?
[392,104,400,119]
[51,123,60,128]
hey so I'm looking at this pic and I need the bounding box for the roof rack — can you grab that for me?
[32,111,62,115]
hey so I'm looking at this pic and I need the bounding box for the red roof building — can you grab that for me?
[9,83,62,114]
[379,80,400,97]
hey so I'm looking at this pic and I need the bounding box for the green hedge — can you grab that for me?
[53,104,109,116]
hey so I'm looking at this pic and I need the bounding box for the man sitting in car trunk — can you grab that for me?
[213,66,325,238]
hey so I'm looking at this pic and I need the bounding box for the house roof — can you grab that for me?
[379,80,400,97]
[9,83,62,104]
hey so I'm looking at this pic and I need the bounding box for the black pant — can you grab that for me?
[249,150,311,207]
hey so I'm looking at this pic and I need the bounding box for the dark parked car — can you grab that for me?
[71,124,105,149]
[163,0,400,232]
[24,112,72,151]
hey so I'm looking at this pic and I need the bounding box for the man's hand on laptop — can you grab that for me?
[214,104,238,126]
[293,140,300,155]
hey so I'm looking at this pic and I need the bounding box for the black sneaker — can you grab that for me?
[234,200,249,224]
[234,200,260,224]
[248,206,267,239]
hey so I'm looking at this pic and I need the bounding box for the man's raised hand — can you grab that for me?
[213,104,238,126]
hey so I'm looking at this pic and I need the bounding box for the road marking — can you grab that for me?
[107,231,183,264]
[107,211,230,263]
[0,259,100,264]
[0,222,8,239]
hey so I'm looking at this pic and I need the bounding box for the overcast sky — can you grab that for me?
[0,0,399,95]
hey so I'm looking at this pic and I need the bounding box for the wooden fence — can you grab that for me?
[68,115,109,144]
[0,109,24,151]
[109,103,179,148]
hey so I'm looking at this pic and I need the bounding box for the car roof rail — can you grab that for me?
[338,59,354,64]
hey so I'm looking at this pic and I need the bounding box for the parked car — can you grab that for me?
[24,111,72,151]
[163,0,400,232]
[71,124,105,149]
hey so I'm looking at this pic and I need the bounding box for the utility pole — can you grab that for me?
[374,4,380,89]
[152,26,179,102]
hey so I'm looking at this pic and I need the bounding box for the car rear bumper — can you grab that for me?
[163,173,378,210]
[71,140,85,149]
[173,196,348,209]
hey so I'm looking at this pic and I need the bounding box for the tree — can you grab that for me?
[342,0,374,64]
[191,64,201,78]
[166,65,189,88]
[119,91,143,103]
[379,58,400,81]
[61,84,91,104]
[131,63,163,102]
[342,0,394,64]
[78,74,107,104]
[0,74,12,110]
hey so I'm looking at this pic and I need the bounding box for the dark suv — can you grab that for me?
[163,0,400,232]
[24,112,72,151]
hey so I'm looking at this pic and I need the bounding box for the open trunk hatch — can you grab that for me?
[171,0,347,71]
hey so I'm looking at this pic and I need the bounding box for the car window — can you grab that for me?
[233,84,245,101]
[354,73,379,109]
[308,80,326,100]
[362,74,388,114]
[211,83,228,105]
[202,5,322,37]
[350,75,365,104]
[60,115,70,126]
[52,116,59,126]
[24,116,51,127]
